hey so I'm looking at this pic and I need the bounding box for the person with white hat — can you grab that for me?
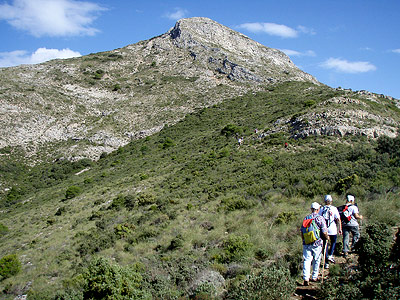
[341,194,363,258]
[300,202,329,286]
[319,195,342,268]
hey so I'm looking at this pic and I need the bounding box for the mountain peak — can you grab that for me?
[168,17,318,84]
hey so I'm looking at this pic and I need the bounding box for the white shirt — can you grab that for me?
[319,205,340,235]
[345,204,360,227]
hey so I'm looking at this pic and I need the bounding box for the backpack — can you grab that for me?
[337,204,355,224]
[321,206,332,228]
[301,215,320,244]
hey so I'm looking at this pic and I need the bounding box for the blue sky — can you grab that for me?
[0,0,399,99]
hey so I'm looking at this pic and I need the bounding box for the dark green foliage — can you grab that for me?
[319,223,400,300]
[161,137,176,149]
[356,223,393,276]
[303,99,316,107]
[65,186,81,199]
[376,133,400,159]
[225,263,296,300]
[220,194,253,211]
[0,254,21,281]
[334,174,360,194]
[94,69,105,80]
[167,234,185,251]
[318,277,363,300]
[109,194,125,210]
[221,124,242,137]
[274,211,297,224]
[3,186,26,206]
[82,257,150,300]
[112,83,121,91]
[137,192,156,206]
[216,234,252,263]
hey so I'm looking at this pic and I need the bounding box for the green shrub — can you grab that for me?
[167,234,184,251]
[109,194,125,210]
[274,211,297,224]
[221,124,242,137]
[304,99,316,107]
[162,137,175,149]
[356,222,392,276]
[93,69,105,80]
[65,186,81,199]
[192,282,217,300]
[0,254,21,281]
[220,195,253,211]
[137,192,156,206]
[226,263,296,300]
[334,174,360,194]
[82,257,151,300]
[318,277,362,300]
[216,234,252,263]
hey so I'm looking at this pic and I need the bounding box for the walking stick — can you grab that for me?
[321,241,328,284]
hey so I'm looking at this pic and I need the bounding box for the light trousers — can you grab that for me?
[302,244,323,281]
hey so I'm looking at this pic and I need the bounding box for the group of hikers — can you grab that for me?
[301,194,363,286]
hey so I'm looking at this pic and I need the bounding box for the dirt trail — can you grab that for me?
[293,252,359,300]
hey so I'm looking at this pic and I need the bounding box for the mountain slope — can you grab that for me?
[0,81,399,299]
[0,17,317,162]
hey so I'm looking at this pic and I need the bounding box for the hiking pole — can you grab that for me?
[321,241,328,284]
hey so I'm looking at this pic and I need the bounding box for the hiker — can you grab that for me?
[237,136,244,146]
[341,194,363,258]
[319,195,341,269]
[300,202,329,286]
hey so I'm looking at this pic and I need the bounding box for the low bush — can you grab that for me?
[82,257,151,300]
[225,263,296,300]
[216,234,252,263]
[0,254,21,281]
[65,186,82,199]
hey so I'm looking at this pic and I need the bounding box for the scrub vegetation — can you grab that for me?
[0,81,399,299]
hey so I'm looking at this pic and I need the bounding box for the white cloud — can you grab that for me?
[0,0,106,37]
[321,58,377,73]
[392,49,400,54]
[281,49,316,57]
[0,47,81,67]
[297,25,316,35]
[165,7,188,20]
[237,22,298,38]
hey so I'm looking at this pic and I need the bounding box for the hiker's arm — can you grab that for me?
[336,218,342,235]
[323,231,330,241]
[354,213,363,220]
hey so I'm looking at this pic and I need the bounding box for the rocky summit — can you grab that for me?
[0,17,317,162]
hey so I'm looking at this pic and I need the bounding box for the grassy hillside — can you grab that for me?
[0,81,399,299]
